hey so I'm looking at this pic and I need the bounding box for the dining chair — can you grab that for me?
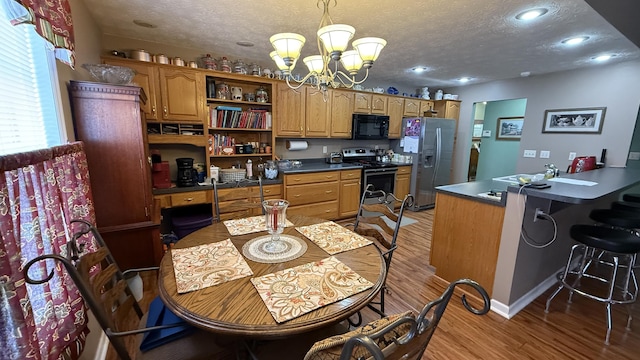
[22,219,227,360]
[213,177,265,222]
[303,279,491,360]
[352,185,415,318]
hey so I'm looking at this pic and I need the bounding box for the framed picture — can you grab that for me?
[542,107,606,134]
[496,117,524,140]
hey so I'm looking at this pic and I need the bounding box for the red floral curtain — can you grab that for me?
[4,0,75,68]
[0,142,97,360]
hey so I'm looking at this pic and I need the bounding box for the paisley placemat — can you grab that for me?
[296,221,373,255]
[223,215,294,236]
[251,256,374,323]
[171,239,253,294]
[242,234,308,263]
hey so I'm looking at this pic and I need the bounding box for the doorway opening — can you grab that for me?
[467,98,528,182]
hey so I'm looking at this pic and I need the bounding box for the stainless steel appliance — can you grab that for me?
[326,152,343,164]
[342,147,398,196]
[352,114,389,140]
[392,117,455,210]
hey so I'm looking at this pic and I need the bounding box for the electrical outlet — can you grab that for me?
[322,146,327,154]
[568,152,577,160]
[540,150,550,159]
[629,152,640,160]
[374,145,379,150]
[534,208,545,222]
[523,150,536,158]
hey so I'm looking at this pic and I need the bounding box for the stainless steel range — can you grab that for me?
[341,147,398,196]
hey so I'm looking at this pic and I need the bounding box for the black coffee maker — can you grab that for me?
[176,158,197,187]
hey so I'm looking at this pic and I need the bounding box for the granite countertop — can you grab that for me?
[152,178,283,195]
[280,159,363,174]
[506,167,640,204]
[436,179,508,207]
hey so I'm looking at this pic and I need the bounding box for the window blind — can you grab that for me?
[0,3,63,156]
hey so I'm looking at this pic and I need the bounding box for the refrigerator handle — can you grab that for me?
[432,127,441,186]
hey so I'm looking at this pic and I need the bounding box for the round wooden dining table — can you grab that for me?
[158,215,386,339]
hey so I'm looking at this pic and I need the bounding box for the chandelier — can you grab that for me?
[269,0,386,93]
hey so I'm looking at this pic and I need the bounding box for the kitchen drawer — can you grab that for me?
[340,169,361,180]
[285,171,339,185]
[288,200,339,220]
[396,165,412,175]
[169,191,210,207]
[262,184,282,197]
[154,194,172,209]
[286,182,339,206]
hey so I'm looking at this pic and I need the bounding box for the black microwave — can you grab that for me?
[352,114,389,140]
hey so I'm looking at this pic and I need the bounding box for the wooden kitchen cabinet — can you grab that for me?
[305,87,331,137]
[284,171,339,219]
[434,100,460,121]
[330,89,354,138]
[339,169,362,217]
[403,98,421,117]
[103,58,205,123]
[420,100,435,116]
[69,81,161,268]
[274,83,305,137]
[158,67,205,122]
[395,165,412,202]
[387,97,405,139]
[214,184,282,220]
[353,92,387,114]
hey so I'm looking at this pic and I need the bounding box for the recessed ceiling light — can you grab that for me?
[515,8,548,20]
[593,54,615,62]
[411,67,428,73]
[562,36,590,45]
[236,41,254,47]
[133,19,157,28]
[458,77,471,83]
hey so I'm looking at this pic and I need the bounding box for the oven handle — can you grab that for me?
[364,168,398,174]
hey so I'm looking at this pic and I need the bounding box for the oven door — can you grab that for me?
[362,168,397,197]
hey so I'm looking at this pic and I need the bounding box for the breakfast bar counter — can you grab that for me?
[431,167,640,319]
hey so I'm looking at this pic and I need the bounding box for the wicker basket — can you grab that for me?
[220,168,246,182]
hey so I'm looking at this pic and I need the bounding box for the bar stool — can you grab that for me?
[622,193,640,203]
[545,208,640,344]
[612,200,640,213]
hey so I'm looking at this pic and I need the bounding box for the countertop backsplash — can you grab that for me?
[275,138,390,160]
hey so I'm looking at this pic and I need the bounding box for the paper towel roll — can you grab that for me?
[286,140,308,151]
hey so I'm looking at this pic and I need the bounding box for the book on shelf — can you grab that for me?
[209,106,270,129]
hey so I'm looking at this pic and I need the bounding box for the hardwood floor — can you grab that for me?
[109,209,639,359]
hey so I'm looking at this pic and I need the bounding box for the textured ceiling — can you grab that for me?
[83,0,640,90]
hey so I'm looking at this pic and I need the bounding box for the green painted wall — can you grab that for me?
[475,98,528,181]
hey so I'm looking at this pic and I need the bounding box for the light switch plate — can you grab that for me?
[540,150,550,158]
[629,152,640,160]
[523,150,536,158]
[482,130,492,137]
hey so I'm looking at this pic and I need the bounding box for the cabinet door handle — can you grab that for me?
[325,190,332,194]
[185,197,193,201]
[163,106,168,116]
[294,194,301,197]
[152,105,156,116]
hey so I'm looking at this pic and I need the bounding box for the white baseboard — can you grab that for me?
[93,332,108,360]
[489,272,559,319]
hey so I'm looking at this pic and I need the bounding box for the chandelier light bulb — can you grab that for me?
[303,55,325,74]
[270,33,306,67]
[340,50,364,75]
[317,24,355,61]
[352,37,387,67]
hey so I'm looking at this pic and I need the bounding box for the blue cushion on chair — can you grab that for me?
[140,297,195,352]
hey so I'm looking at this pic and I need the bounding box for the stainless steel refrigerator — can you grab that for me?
[393,117,456,210]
